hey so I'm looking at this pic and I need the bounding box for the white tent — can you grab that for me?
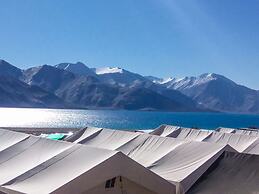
[234,128,259,136]
[150,125,181,137]
[203,131,258,152]
[243,138,259,155]
[147,141,231,193]
[150,125,213,141]
[166,128,212,141]
[72,128,141,150]
[215,127,236,133]
[2,126,259,194]
[73,127,236,193]
[69,127,237,193]
[118,134,187,167]
[0,136,73,185]
[65,127,103,143]
[0,145,176,194]
[0,128,29,152]
[187,152,259,194]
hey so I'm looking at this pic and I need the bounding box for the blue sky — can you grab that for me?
[0,0,259,89]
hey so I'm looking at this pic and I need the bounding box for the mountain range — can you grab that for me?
[0,59,258,113]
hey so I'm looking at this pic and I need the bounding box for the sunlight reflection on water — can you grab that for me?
[0,107,259,130]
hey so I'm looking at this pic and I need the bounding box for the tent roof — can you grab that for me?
[188,151,259,194]
[73,127,234,192]
[148,141,228,193]
[0,129,29,152]
[118,134,187,167]
[1,146,175,194]
[215,127,236,133]
[167,128,212,141]
[75,128,141,150]
[150,125,181,137]
[203,131,258,152]
[0,136,73,185]
[65,127,103,143]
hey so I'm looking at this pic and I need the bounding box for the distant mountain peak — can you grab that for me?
[159,77,174,84]
[55,62,96,76]
[95,67,124,75]
[0,59,23,78]
[146,76,175,84]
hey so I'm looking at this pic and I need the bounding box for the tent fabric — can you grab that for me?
[215,127,259,136]
[71,127,234,193]
[0,128,29,152]
[65,127,103,143]
[151,125,213,141]
[1,146,118,194]
[187,152,259,194]
[84,176,158,194]
[153,125,259,153]
[243,139,259,155]
[76,128,141,150]
[0,136,73,185]
[118,134,187,167]
[147,141,228,193]
[150,125,181,137]
[233,129,259,136]
[166,128,212,141]
[2,126,259,194]
[1,146,175,194]
[203,131,258,152]
[215,127,236,133]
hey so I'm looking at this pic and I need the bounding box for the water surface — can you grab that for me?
[0,108,259,130]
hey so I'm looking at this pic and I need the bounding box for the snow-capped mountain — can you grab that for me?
[157,73,259,113]
[93,67,147,87]
[94,67,124,75]
[163,73,225,90]
[146,76,174,84]
[1,58,258,113]
[22,65,77,93]
[55,62,96,77]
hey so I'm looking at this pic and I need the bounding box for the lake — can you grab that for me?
[0,107,259,130]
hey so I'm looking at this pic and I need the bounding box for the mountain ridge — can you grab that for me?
[0,59,258,113]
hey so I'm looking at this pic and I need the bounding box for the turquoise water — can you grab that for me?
[0,108,259,130]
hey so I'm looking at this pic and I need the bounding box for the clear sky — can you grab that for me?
[0,0,259,89]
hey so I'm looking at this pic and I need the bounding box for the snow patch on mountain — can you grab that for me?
[95,67,124,75]
[162,73,218,90]
[159,77,174,84]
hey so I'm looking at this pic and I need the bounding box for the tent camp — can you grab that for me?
[72,127,234,193]
[152,125,259,153]
[0,129,176,194]
[2,126,259,194]
[0,146,176,194]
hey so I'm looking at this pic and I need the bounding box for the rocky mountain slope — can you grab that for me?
[1,59,258,113]
[151,73,259,113]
